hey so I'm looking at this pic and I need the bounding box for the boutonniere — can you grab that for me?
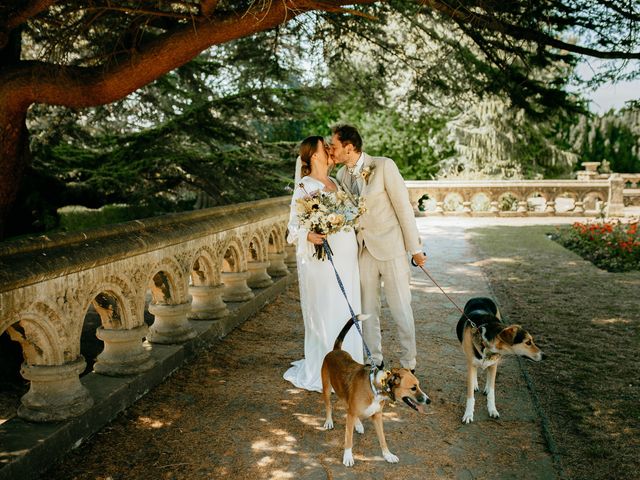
[361,164,375,184]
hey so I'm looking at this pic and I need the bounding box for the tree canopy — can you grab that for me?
[1,0,640,237]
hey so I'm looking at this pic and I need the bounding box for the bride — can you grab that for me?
[284,135,363,392]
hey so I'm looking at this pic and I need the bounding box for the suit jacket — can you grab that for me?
[337,153,421,261]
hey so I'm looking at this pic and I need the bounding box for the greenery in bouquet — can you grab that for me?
[552,220,640,272]
[295,184,366,260]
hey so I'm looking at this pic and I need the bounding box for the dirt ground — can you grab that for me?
[44,221,556,480]
[468,225,640,480]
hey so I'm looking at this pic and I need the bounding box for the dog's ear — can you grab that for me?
[388,370,402,385]
[498,326,519,344]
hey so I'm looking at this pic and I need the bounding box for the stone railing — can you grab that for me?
[0,197,294,422]
[406,175,627,216]
[621,173,640,206]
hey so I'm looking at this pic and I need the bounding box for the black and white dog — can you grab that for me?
[457,297,544,423]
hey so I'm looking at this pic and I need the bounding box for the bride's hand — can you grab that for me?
[307,232,326,245]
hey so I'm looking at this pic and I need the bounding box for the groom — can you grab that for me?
[330,124,425,372]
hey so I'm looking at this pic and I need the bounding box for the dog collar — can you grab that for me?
[369,368,395,400]
[471,328,501,363]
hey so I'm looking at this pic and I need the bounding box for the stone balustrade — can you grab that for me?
[406,176,627,216]
[0,197,291,422]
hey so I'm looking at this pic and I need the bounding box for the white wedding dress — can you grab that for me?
[284,175,364,392]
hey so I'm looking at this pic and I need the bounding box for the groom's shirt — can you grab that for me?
[346,153,365,195]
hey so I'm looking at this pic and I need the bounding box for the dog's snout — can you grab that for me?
[422,394,431,405]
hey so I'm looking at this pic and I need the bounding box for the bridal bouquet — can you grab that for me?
[295,184,366,260]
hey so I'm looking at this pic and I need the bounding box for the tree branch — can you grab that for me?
[0,1,309,110]
[5,0,58,30]
[421,0,640,59]
[200,0,220,17]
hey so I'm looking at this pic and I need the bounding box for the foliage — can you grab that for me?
[553,220,640,272]
[2,0,640,240]
[564,107,640,173]
[57,204,160,232]
[442,97,579,179]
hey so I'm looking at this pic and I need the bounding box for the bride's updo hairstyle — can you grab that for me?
[299,135,325,177]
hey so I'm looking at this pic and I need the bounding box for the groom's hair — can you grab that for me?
[331,124,362,152]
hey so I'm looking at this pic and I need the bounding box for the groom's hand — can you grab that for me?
[307,232,326,245]
[412,252,426,267]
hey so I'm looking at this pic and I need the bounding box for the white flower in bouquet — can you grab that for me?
[294,183,366,260]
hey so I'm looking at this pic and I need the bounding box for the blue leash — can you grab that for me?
[322,238,376,368]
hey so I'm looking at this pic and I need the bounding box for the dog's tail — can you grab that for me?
[333,314,369,351]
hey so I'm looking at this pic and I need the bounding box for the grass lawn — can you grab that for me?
[469,225,640,480]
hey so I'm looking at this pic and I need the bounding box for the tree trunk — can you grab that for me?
[0,105,29,239]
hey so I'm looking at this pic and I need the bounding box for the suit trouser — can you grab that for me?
[359,247,417,369]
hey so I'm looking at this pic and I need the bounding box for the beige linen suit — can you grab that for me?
[337,153,422,369]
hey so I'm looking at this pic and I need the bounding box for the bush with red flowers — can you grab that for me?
[552,219,640,272]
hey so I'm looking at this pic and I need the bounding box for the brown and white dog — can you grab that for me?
[321,316,430,467]
[457,297,544,424]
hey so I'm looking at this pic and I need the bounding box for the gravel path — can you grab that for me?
[48,217,558,480]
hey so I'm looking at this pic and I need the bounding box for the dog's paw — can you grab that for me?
[343,449,354,467]
[462,411,474,424]
[483,386,490,396]
[383,450,399,463]
[323,419,334,430]
[355,419,364,434]
[488,408,500,419]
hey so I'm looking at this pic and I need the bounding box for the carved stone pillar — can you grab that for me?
[545,200,556,215]
[188,284,228,320]
[19,356,93,422]
[247,261,274,288]
[147,301,197,344]
[489,201,500,214]
[574,200,585,214]
[221,271,255,302]
[607,174,625,217]
[435,201,445,214]
[94,325,155,376]
[462,201,472,215]
[267,252,289,277]
[284,244,297,268]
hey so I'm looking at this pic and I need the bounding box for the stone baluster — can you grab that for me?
[284,243,297,269]
[267,252,289,277]
[462,201,472,214]
[221,271,255,302]
[545,200,556,215]
[247,260,274,288]
[435,201,445,214]
[18,356,93,422]
[574,200,585,214]
[516,200,528,214]
[188,284,228,320]
[147,301,197,344]
[94,324,155,375]
[489,201,500,214]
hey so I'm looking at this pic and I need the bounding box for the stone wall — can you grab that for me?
[0,197,292,422]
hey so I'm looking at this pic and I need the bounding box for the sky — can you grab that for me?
[574,60,640,114]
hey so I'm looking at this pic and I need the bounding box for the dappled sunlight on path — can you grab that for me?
[47,217,558,480]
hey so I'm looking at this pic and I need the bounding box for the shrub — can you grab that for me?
[58,204,159,232]
[552,219,640,272]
